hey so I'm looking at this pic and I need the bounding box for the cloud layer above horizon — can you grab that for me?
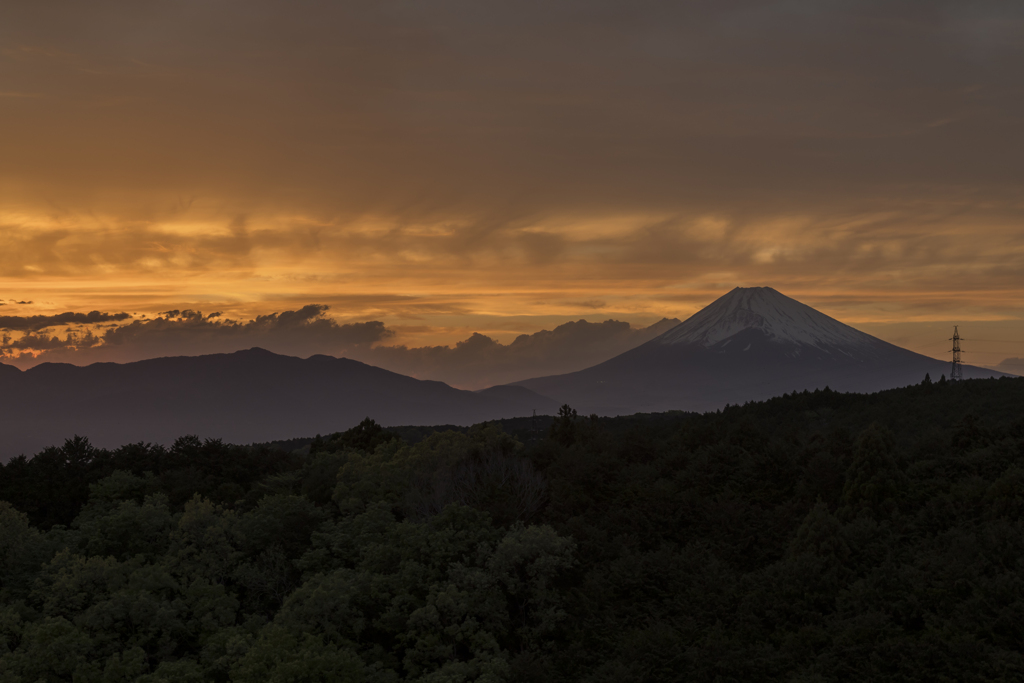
[0,304,680,389]
[1,0,1023,362]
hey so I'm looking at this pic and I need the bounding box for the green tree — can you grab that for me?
[0,501,49,602]
[789,500,849,563]
[231,626,367,683]
[839,425,907,518]
[549,405,578,447]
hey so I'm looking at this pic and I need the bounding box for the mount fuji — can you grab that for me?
[510,287,1007,415]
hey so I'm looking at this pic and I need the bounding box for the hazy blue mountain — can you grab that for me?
[352,316,682,389]
[0,348,557,458]
[511,287,1007,415]
[995,357,1024,375]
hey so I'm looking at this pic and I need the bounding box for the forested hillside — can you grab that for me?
[2,376,1023,681]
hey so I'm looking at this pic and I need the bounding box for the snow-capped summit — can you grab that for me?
[510,286,1005,415]
[657,286,876,350]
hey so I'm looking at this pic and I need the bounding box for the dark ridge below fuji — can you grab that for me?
[0,348,558,459]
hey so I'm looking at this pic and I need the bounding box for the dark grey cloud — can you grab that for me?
[3,305,392,365]
[98,305,392,358]
[0,311,131,332]
[1,330,100,352]
[3,0,1022,222]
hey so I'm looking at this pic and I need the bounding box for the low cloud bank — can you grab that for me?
[1,305,680,388]
[1,305,391,366]
[100,306,391,359]
[0,311,130,332]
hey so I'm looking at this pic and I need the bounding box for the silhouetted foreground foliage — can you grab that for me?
[2,377,1024,681]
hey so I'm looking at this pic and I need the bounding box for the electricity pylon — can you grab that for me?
[949,325,963,382]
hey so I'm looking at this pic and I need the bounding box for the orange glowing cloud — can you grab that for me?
[1,1,1022,371]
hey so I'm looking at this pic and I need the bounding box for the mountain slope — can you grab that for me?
[657,286,878,350]
[0,348,557,458]
[512,287,1005,415]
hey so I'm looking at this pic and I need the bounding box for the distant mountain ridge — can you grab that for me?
[0,348,558,459]
[352,316,682,389]
[511,287,1008,415]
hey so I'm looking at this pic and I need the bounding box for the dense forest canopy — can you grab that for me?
[1,376,1023,681]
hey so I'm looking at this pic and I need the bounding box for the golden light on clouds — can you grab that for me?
[3,205,1022,327]
[1,1,1023,370]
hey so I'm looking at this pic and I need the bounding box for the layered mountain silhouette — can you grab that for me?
[511,287,1008,415]
[2,287,1010,457]
[0,348,557,458]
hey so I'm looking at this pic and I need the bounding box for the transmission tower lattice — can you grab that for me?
[949,325,963,382]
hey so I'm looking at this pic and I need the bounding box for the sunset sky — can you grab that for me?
[2,1,1023,374]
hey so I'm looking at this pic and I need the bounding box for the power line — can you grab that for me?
[895,338,1022,353]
